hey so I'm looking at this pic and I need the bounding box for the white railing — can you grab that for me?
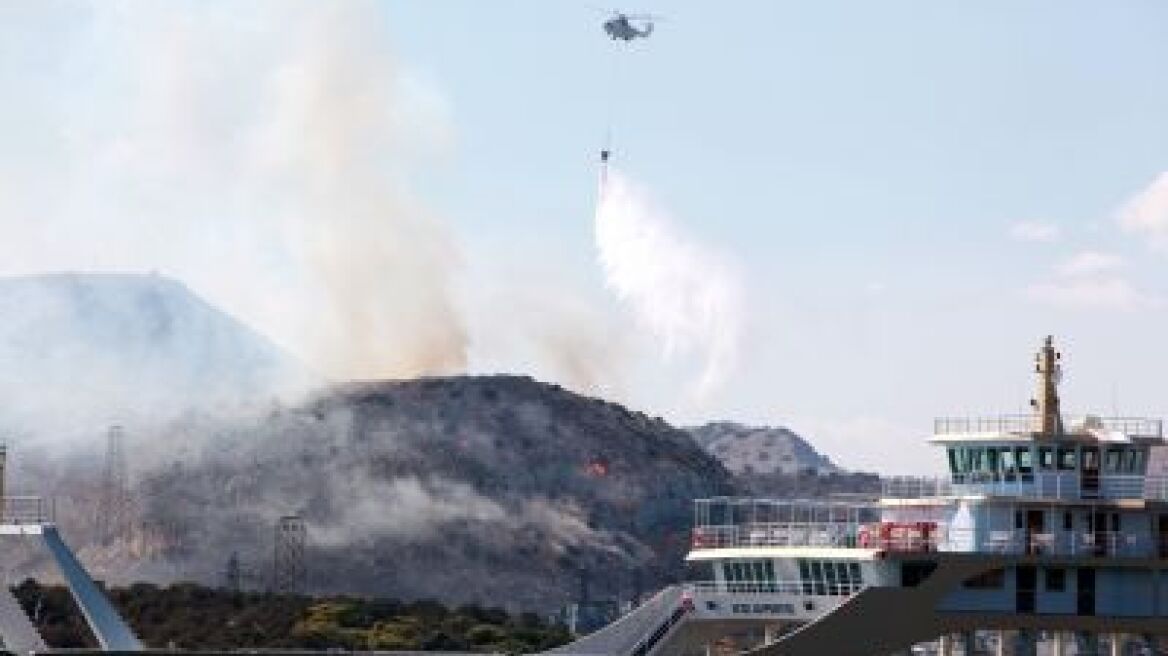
[694,521,943,552]
[687,580,863,596]
[882,474,1168,501]
[0,496,52,525]
[932,415,1163,438]
[1094,417,1164,438]
[692,499,882,534]
[692,521,1164,558]
[934,415,1038,435]
[882,476,955,498]
[944,528,1153,558]
[691,522,864,550]
[688,580,806,595]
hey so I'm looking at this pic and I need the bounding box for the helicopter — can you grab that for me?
[602,11,659,41]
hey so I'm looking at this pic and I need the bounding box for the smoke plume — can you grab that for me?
[595,167,744,398]
[250,9,467,377]
[0,2,466,383]
[0,2,739,451]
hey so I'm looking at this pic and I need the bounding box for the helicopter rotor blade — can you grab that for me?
[587,5,622,15]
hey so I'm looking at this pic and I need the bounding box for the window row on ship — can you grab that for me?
[946,445,1147,479]
[713,558,866,596]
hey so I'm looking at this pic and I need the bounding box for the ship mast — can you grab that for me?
[1031,335,1064,436]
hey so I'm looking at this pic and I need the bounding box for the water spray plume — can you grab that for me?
[594,166,744,399]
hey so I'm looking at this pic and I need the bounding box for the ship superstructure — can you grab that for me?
[549,337,1168,655]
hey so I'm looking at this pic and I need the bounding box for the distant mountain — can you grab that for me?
[688,422,839,476]
[116,375,738,611]
[0,272,311,439]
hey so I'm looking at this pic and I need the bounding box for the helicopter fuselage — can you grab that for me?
[604,16,651,41]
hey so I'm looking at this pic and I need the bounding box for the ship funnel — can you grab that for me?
[1030,335,1064,435]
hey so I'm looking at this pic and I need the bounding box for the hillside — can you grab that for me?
[688,422,839,476]
[113,376,738,611]
[0,272,311,439]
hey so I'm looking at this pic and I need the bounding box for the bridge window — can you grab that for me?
[823,561,838,594]
[836,562,851,593]
[996,447,1016,481]
[955,447,974,474]
[1082,448,1099,472]
[797,560,863,596]
[987,448,1000,473]
[756,561,775,589]
[967,445,985,471]
[1016,447,1033,475]
[810,561,826,595]
[1105,448,1123,473]
[724,562,743,591]
[1000,447,1016,471]
[1038,447,1055,470]
[723,559,777,593]
[1057,447,1077,471]
[1018,445,1037,478]
[1124,449,1144,474]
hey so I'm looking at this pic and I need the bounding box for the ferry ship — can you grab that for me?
[552,337,1168,655]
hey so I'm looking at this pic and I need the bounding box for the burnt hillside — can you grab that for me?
[130,376,738,610]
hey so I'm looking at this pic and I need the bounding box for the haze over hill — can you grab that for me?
[106,376,739,610]
[0,272,882,610]
[0,273,313,444]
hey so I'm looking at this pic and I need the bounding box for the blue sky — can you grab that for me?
[388,1,1168,471]
[3,2,1168,472]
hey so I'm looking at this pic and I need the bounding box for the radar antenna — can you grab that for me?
[1030,335,1064,435]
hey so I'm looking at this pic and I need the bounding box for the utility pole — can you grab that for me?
[224,551,242,594]
[97,425,131,545]
[273,515,307,594]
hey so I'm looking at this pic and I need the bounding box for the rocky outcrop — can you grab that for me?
[688,422,839,476]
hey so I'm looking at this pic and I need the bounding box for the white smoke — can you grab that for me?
[594,167,744,399]
[0,2,466,382]
[0,2,746,447]
[308,474,632,561]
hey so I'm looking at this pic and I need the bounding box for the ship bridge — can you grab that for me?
[873,337,1168,559]
[910,336,1166,502]
[544,338,1168,656]
[918,414,1165,501]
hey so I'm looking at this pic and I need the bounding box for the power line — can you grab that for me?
[97,425,132,546]
[272,515,307,595]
